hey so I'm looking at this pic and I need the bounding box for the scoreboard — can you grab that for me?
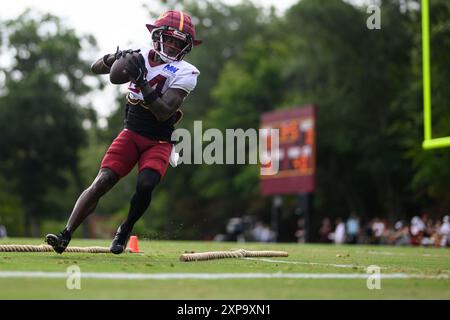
[260,105,316,196]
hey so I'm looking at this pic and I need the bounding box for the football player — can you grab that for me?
[46,10,201,254]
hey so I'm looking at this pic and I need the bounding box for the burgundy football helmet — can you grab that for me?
[146,10,202,63]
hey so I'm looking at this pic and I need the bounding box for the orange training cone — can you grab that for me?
[128,235,140,253]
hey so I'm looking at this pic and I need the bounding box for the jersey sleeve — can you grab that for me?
[170,64,200,94]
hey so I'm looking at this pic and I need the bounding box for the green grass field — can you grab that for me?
[0,238,449,299]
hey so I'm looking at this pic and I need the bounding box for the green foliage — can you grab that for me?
[281,0,418,219]
[403,0,450,209]
[135,0,449,238]
[124,0,285,239]
[0,176,25,236]
[0,10,99,235]
[1,1,449,239]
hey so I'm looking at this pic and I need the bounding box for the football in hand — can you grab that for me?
[109,52,141,84]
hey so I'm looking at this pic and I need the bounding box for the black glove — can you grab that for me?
[124,53,148,86]
[114,46,141,60]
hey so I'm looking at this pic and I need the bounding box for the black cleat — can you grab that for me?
[45,228,71,254]
[110,226,131,255]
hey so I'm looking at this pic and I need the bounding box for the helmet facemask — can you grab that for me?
[151,26,193,63]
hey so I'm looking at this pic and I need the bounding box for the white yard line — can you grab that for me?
[0,271,447,280]
[366,251,405,256]
[244,257,366,269]
[245,257,450,275]
[364,250,449,258]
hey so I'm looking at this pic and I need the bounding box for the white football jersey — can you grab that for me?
[127,45,200,100]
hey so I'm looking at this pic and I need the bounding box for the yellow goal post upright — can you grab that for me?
[422,0,450,150]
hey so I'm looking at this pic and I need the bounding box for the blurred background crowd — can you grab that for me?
[317,213,450,247]
[212,213,450,247]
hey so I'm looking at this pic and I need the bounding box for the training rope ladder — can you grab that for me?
[0,245,288,261]
[179,249,288,262]
[0,244,131,253]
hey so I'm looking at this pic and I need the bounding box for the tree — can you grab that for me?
[0,10,100,236]
[114,0,282,239]
[70,0,449,240]
[279,0,421,223]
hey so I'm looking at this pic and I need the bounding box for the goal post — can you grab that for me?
[421,0,450,150]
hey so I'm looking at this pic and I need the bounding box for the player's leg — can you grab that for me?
[46,129,139,254]
[66,168,119,232]
[110,141,172,254]
[110,169,161,254]
[45,168,119,253]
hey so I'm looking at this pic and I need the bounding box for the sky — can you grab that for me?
[1,0,304,56]
[1,0,368,119]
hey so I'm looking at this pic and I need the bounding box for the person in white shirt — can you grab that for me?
[439,215,450,247]
[334,218,346,245]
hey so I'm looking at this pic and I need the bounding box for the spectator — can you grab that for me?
[260,225,274,243]
[226,217,245,242]
[363,220,375,244]
[318,217,332,243]
[242,215,256,241]
[295,218,306,243]
[371,218,385,244]
[332,218,346,245]
[0,224,6,238]
[252,221,265,242]
[380,218,391,244]
[421,218,436,246]
[346,213,360,244]
[439,215,450,247]
[410,216,425,246]
[389,221,410,246]
[252,222,274,243]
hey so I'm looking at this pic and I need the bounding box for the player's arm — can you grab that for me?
[90,54,115,74]
[91,47,140,75]
[140,85,187,122]
[125,53,187,122]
